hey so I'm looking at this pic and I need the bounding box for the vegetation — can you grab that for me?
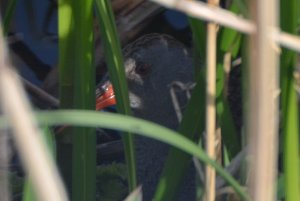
[0,0,299,201]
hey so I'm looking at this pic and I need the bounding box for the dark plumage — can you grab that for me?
[44,33,242,201]
[120,34,195,201]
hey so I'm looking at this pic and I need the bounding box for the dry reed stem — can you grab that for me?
[248,1,279,201]
[22,77,59,108]
[204,1,219,201]
[0,29,68,201]
[150,0,255,33]
[275,31,300,53]
[151,0,300,53]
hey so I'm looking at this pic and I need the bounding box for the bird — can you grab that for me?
[96,33,196,201]
[43,33,241,200]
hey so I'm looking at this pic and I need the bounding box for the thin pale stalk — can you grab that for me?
[248,1,279,201]
[205,1,219,200]
[151,0,300,53]
[23,127,56,201]
[150,0,255,34]
[274,31,300,53]
[0,27,68,201]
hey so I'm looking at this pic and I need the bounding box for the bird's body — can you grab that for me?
[120,34,195,201]
[43,32,241,200]
[46,33,198,200]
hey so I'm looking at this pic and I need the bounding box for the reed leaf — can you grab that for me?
[58,1,96,200]
[280,0,300,201]
[188,17,206,76]
[2,0,17,35]
[0,110,252,201]
[94,0,137,191]
[216,1,243,159]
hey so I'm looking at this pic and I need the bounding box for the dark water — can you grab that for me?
[13,0,190,86]
[14,0,57,85]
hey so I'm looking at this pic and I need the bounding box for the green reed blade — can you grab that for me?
[280,0,300,201]
[58,0,96,200]
[94,0,137,191]
[0,110,252,201]
[2,0,17,35]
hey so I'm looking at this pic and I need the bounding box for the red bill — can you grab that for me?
[55,81,116,134]
[96,81,116,110]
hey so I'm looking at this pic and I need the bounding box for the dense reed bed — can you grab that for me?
[0,0,299,201]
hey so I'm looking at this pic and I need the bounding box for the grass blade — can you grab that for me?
[188,17,206,75]
[217,1,243,160]
[0,110,252,201]
[280,0,300,201]
[58,1,96,200]
[2,0,17,35]
[94,0,137,191]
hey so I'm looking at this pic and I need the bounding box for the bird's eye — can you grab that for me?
[135,63,151,76]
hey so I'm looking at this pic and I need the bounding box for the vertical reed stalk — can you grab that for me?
[248,1,279,201]
[58,0,96,200]
[280,1,300,201]
[22,127,56,201]
[95,0,137,191]
[217,2,242,159]
[205,1,219,201]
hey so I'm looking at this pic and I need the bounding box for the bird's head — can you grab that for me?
[96,34,194,126]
